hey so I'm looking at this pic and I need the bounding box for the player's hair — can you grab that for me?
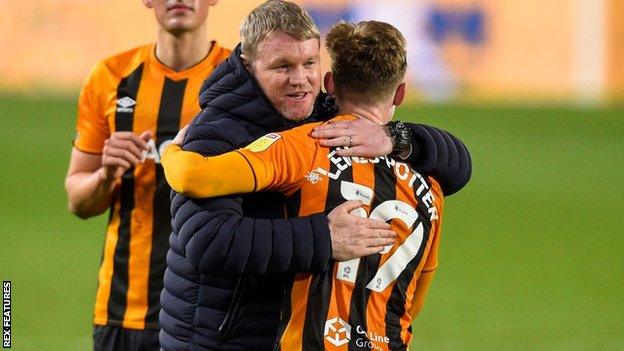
[240,0,320,62]
[326,20,407,103]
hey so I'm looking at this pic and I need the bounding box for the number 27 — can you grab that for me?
[336,181,425,293]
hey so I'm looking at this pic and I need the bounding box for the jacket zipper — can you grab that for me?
[217,278,247,342]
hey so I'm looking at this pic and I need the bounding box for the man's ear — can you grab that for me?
[393,82,406,107]
[240,53,252,71]
[324,72,335,95]
[143,0,153,9]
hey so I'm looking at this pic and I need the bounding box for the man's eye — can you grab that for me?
[304,61,316,68]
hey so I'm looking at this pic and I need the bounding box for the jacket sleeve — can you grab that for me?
[171,194,331,276]
[403,123,472,196]
[171,117,332,277]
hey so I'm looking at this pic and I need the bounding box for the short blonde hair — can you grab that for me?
[240,0,320,62]
[326,21,407,103]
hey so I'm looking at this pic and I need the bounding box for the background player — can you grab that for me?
[64,1,228,349]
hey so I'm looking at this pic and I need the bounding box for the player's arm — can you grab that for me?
[64,63,151,219]
[164,124,395,276]
[310,119,472,196]
[65,149,116,218]
[162,144,259,198]
[65,132,151,218]
[409,187,444,317]
[403,124,471,196]
[409,269,436,317]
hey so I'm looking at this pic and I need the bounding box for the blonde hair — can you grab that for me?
[240,0,320,61]
[326,20,407,103]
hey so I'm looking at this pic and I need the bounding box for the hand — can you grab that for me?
[101,131,152,180]
[173,124,189,145]
[328,200,397,261]
[310,118,393,158]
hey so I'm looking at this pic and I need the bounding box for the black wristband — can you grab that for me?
[387,120,412,156]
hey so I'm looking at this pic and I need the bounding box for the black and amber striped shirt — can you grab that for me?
[162,114,444,349]
[74,42,230,329]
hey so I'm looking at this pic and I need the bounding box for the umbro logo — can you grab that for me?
[116,97,136,113]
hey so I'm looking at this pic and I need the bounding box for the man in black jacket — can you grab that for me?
[159,1,471,350]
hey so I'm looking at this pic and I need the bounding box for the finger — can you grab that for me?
[107,139,144,160]
[360,217,392,230]
[318,136,353,148]
[310,128,348,139]
[139,130,153,144]
[102,157,132,171]
[366,237,396,248]
[313,121,350,131]
[105,147,142,165]
[173,125,189,145]
[113,132,150,150]
[110,131,135,139]
[333,146,364,158]
[334,200,363,213]
[366,246,385,255]
[377,229,397,239]
[357,228,396,244]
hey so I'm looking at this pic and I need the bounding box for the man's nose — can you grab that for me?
[289,66,306,86]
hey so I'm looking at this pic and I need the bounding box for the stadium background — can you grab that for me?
[0,0,622,350]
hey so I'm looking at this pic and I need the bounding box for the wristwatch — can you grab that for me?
[387,120,412,157]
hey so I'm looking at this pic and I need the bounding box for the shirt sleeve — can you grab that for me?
[237,132,314,196]
[73,62,110,154]
[422,179,444,272]
[409,179,444,317]
[161,130,314,198]
[162,144,257,198]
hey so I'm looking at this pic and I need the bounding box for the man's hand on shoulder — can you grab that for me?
[310,118,393,158]
[173,125,189,146]
[328,200,397,261]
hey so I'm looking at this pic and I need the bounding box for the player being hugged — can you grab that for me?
[162,20,445,351]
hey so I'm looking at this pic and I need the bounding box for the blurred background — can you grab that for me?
[0,0,622,350]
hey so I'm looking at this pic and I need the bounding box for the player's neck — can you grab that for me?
[155,27,211,72]
[338,100,392,125]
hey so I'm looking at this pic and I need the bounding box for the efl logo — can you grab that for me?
[3,281,10,349]
[324,317,351,347]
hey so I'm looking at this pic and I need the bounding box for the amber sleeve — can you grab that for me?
[74,62,111,153]
[162,144,258,198]
[408,269,436,318]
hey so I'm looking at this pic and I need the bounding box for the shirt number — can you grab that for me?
[336,181,425,292]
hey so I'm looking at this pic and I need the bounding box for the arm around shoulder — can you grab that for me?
[161,144,257,198]
[403,124,472,196]
[170,193,333,276]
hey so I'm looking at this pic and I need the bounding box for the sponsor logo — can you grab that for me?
[324,317,351,347]
[324,317,392,350]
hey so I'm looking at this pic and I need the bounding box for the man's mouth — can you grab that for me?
[168,4,192,12]
[287,92,309,100]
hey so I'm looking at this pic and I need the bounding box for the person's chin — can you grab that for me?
[281,98,315,120]
[165,19,194,32]
[281,105,315,121]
